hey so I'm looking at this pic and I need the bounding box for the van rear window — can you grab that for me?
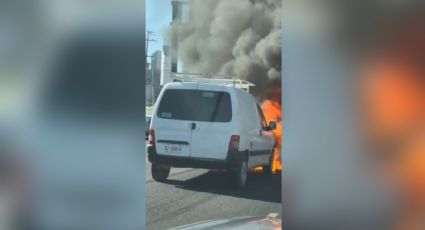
[157,89,232,122]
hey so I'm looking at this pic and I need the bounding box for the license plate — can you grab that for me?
[164,144,181,153]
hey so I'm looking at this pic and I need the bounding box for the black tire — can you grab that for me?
[263,149,274,174]
[232,159,248,188]
[151,163,170,182]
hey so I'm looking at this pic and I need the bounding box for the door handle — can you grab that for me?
[191,122,197,130]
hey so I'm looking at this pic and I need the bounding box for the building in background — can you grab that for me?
[170,0,182,73]
[151,0,189,104]
[151,50,162,86]
[161,0,188,87]
[150,50,162,102]
[160,44,172,86]
[146,50,162,105]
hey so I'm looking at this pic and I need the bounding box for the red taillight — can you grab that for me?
[148,129,155,146]
[228,135,240,153]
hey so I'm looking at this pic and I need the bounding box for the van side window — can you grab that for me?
[256,104,268,130]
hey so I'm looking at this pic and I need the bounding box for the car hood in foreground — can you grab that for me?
[169,215,281,230]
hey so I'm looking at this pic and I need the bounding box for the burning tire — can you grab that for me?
[151,163,170,182]
[232,160,248,188]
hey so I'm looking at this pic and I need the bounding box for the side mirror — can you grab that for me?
[268,121,277,131]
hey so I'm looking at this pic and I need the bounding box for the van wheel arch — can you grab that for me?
[232,151,249,188]
[263,148,275,174]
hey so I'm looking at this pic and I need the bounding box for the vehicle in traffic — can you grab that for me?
[146,115,151,140]
[148,82,276,187]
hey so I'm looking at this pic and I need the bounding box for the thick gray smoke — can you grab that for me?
[167,0,282,96]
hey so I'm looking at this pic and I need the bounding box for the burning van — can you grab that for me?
[148,76,277,188]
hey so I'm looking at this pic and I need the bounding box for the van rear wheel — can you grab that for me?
[152,163,170,182]
[232,160,248,188]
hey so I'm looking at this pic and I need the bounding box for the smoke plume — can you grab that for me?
[167,0,282,97]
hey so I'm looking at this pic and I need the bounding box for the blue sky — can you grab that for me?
[146,0,172,57]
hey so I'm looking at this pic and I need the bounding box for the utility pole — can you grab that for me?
[146,30,156,61]
[146,30,157,80]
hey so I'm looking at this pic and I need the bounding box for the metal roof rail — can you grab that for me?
[170,72,255,93]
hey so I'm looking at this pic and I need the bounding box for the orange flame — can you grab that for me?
[247,86,282,174]
[261,98,282,173]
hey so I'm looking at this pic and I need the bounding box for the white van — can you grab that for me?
[148,82,276,187]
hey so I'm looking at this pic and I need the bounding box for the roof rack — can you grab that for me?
[170,72,255,93]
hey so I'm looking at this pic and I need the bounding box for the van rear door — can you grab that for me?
[155,87,233,160]
[189,89,233,160]
[154,88,196,157]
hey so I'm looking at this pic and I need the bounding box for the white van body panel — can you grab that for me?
[234,89,275,168]
[233,89,260,168]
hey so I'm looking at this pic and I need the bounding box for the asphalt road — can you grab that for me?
[146,156,282,230]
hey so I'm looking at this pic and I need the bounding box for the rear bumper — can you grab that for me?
[147,146,246,169]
